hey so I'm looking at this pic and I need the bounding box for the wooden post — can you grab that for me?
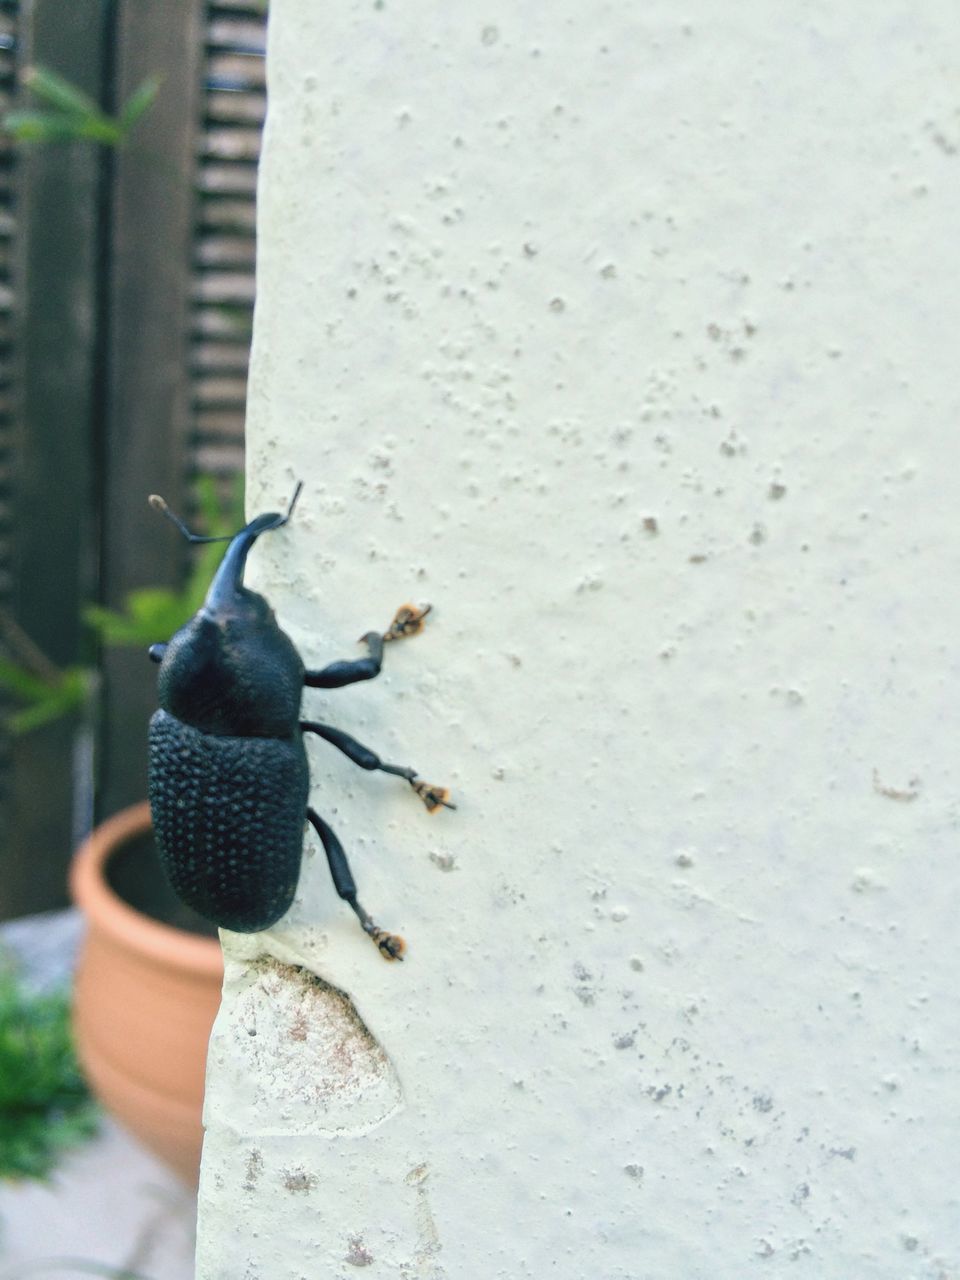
[197,1,960,1273]
[97,0,206,820]
[2,0,104,916]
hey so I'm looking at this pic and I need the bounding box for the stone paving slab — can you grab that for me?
[0,908,84,994]
[0,1118,197,1279]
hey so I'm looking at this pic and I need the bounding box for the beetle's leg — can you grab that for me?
[303,603,431,689]
[300,720,455,812]
[303,633,383,688]
[306,808,405,960]
[148,643,167,664]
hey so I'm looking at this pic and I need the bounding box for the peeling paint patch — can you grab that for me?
[243,1148,264,1191]
[429,850,458,871]
[345,1235,375,1267]
[210,956,404,1137]
[872,769,921,802]
[404,1163,446,1279]
[282,1167,318,1192]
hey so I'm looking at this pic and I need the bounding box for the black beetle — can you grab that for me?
[145,483,453,960]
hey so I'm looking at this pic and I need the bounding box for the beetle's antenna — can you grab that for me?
[258,480,303,534]
[148,494,235,545]
[151,480,303,559]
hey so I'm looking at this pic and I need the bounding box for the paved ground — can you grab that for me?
[0,910,197,1280]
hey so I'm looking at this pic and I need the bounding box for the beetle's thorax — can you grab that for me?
[158,588,304,737]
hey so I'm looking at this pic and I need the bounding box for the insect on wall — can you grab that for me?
[145,483,454,958]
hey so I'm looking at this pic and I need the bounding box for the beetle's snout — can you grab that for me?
[203,485,302,613]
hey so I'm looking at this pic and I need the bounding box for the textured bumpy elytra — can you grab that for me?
[149,711,309,932]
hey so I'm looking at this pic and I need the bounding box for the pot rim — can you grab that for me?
[70,801,222,977]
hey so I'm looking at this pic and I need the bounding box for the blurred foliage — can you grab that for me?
[0,662,91,735]
[0,475,245,733]
[0,964,98,1181]
[211,305,254,341]
[2,65,160,147]
[83,474,245,647]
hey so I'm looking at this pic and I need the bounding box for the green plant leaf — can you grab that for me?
[74,117,124,145]
[84,474,246,649]
[83,591,191,647]
[0,967,99,1181]
[211,305,254,336]
[4,668,90,735]
[183,473,246,611]
[3,110,79,143]
[132,590,182,626]
[81,603,139,644]
[194,472,222,532]
[3,67,159,148]
[1,110,119,145]
[0,658,55,701]
[21,64,102,118]
[118,74,162,131]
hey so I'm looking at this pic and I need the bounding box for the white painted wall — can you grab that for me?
[196,3,960,1276]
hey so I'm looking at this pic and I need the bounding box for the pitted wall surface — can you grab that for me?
[196,4,960,1276]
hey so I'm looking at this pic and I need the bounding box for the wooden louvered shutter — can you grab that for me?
[192,3,265,482]
[0,2,266,912]
[98,1,265,820]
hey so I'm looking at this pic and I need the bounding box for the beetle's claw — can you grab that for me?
[370,928,406,961]
[410,779,456,813]
[383,603,432,642]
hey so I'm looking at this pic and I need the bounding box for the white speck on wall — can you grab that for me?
[196,2,960,1276]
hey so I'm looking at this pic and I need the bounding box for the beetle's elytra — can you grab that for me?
[146,484,453,960]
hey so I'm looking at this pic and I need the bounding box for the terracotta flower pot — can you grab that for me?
[69,802,223,1184]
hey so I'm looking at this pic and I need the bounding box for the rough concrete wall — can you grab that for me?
[196,3,960,1276]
